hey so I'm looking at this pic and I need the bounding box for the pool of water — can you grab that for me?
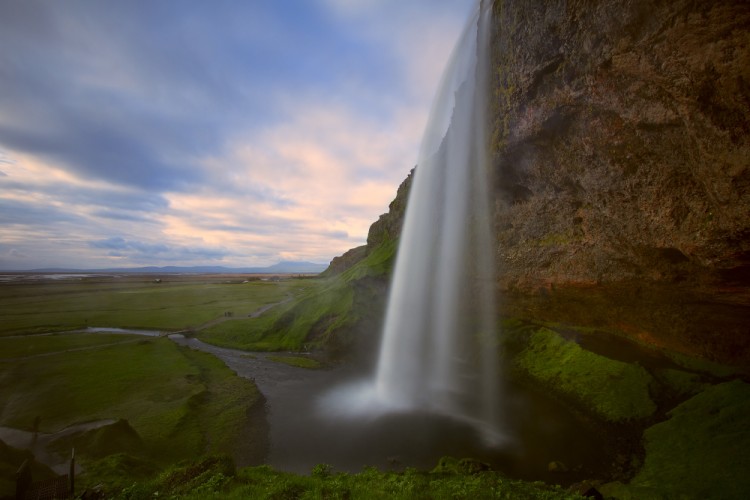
[170,336,611,484]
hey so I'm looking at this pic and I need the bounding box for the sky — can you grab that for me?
[0,0,473,270]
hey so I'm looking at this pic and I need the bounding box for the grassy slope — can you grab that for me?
[506,320,749,498]
[0,440,57,499]
[602,380,750,499]
[0,279,304,335]
[199,239,397,352]
[0,335,262,467]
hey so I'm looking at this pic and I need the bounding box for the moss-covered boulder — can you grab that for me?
[513,327,656,421]
[602,380,750,499]
[48,419,144,460]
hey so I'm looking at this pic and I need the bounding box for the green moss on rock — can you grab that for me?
[653,368,708,397]
[603,380,750,499]
[665,351,741,378]
[514,327,657,422]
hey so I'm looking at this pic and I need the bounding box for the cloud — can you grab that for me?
[173,98,419,259]
[0,0,474,269]
[90,236,228,263]
[319,0,470,101]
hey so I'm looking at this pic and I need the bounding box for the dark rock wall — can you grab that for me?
[489,0,750,363]
[490,0,749,290]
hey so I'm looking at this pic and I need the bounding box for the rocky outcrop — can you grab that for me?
[367,168,414,249]
[320,245,367,278]
[323,168,413,277]
[488,0,749,363]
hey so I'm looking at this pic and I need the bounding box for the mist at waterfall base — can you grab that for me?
[318,0,506,449]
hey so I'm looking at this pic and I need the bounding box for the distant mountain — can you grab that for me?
[22,261,327,274]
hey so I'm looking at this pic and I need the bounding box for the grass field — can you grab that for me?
[0,275,315,336]
[0,332,264,482]
[0,332,143,359]
[0,275,292,493]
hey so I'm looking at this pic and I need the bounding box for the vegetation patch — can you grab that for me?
[48,419,145,459]
[0,278,307,335]
[0,337,262,468]
[266,355,322,369]
[200,239,397,352]
[512,327,657,422]
[110,455,584,500]
[0,332,145,359]
[665,350,741,378]
[81,453,161,495]
[0,439,57,499]
[601,380,750,499]
[653,368,708,397]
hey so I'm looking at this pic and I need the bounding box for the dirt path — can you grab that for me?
[187,295,294,333]
[166,295,295,335]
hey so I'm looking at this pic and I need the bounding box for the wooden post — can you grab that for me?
[69,448,75,496]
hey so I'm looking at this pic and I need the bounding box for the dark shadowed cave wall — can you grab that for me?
[328,0,749,364]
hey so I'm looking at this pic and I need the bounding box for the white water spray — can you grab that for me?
[320,0,503,445]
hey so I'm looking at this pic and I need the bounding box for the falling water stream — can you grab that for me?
[320,0,505,445]
[374,0,501,443]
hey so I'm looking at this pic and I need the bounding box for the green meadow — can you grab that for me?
[0,331,265,496]
[0,275,312,496]
[0,275,315,335]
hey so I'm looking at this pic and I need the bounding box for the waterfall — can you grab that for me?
[373,0,502,444]
[319,0,503,446]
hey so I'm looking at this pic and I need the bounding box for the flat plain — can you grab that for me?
[0,273,314,335]
[0,273,316,496]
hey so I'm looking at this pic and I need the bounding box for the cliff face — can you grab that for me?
[325,0,749,363]
[324,168,414,278]
[490,0,749,289]
[489,0,750,362]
